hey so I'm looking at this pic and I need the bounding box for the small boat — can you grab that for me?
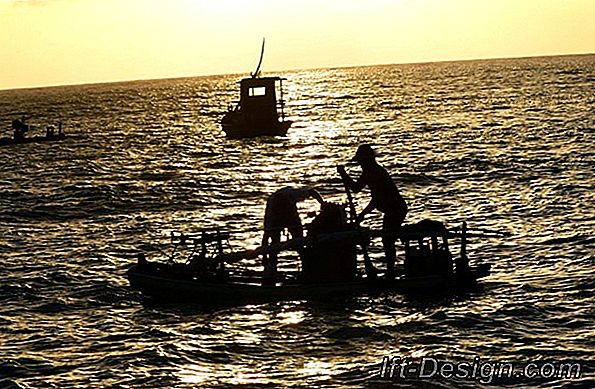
[0,119,66,147]
[221,39,292,138]
[127,204,493,305]
[127,261,491,304]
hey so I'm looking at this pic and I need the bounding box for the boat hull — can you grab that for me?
[0,134,66,146]
[222,120,292,139]
[127,262,491,304]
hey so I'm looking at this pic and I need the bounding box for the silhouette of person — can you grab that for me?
[337,144,408,279]
[12,118,28,141]
[262,187,325,282]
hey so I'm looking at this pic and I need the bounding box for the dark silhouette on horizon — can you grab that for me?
[222,76,292,138]
[1,118,66,147]
[12,118,29,141]
[221,39,292,138]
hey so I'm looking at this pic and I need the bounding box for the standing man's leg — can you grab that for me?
[382,212,406,279]
[263,229,281,282]
[381,235,396,280]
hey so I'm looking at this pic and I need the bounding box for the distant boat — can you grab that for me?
[0,118,66,147]
[221,39,292,138]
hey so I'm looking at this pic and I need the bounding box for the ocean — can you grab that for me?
[0,54,593,388]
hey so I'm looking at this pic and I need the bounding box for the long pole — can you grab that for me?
[341,175,377,279]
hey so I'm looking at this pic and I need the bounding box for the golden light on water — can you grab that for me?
[178,364,211,385]
[277,308,306,325]
[296,360,335,380]
[178,364,272,386]
[288,122,345,141]
[1,51,593,387]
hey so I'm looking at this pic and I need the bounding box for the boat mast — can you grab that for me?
[251,38,265,78]
[279,78,285,121]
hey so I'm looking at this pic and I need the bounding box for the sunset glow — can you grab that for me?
[1,0,593,89]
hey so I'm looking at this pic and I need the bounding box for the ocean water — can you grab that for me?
[0,54,593,388]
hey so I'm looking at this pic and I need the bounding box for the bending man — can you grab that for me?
[338,144,408,279]
[262,187,325,282]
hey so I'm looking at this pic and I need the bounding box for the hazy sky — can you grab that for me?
[1,0,594,90]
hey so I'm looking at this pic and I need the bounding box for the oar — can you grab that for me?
[340,172,378,279]
[451,226,512,237]
[365,229,504,240]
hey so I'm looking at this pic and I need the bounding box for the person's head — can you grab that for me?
[351,144,376,165]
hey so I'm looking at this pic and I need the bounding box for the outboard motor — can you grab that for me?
[300,203,357,283]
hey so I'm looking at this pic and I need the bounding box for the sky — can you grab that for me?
[0,0,594,90]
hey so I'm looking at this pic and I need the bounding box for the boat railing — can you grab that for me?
[212,223,508,266]
[168,230,231,266]
[277,99,287,120]
[227,101,241,112]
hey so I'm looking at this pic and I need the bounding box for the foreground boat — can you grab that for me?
[127,208,493,305]
[127,261,491,304]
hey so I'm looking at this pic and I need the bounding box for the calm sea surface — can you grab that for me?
[0,55,593,388]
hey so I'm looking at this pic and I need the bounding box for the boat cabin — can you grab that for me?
[222,76,292,138]
[240,77,284,120]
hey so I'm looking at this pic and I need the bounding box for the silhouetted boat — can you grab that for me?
[127,218,492,304]
[1,119,66,147]
[0,133,67,146]
[221,76,292,138]
[127,262,490,304]
[221,39,292,138]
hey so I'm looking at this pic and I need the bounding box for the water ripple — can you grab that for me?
[0,55,593,388]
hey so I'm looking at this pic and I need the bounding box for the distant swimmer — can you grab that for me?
[261,187,325,283]
[338,144,408,279]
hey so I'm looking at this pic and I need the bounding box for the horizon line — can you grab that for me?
[1,51,593,92]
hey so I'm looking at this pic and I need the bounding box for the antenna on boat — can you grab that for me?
[251,38,265,78]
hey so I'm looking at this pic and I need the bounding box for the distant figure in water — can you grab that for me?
[46,125,55,138]
[262,187,325,282]
[11,118,29,141]
[338,144,408,279]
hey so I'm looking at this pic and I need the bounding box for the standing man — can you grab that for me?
[262,187,325,282]
[337,144,408,279]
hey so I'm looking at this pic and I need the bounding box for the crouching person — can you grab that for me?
[261,187,324,284]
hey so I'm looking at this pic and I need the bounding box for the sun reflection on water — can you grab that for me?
[297,360,335,380]
[276,308,306,326]
[178,364,211,385]
[178,363,274,386]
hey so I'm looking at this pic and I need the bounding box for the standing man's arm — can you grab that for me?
[337,165,366,192]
